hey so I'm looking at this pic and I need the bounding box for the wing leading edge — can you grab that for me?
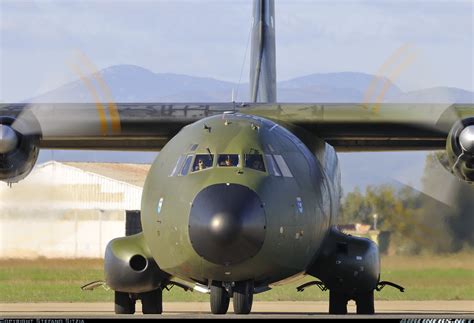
[0,102,472,152]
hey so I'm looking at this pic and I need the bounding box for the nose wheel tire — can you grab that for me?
[141,288,163,314]
[115,291,136,314]
[233,280,254,314]
[210,285,230,314]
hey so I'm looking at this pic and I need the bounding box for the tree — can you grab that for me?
[420,152,474,252]
[341,152,474,255]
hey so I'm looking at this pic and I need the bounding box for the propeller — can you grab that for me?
[9,51,120,138]
[360,44,473,210]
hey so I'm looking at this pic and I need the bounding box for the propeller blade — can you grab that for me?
[10,52,120,138]
[392,163,459,210]
[11,103,108,137]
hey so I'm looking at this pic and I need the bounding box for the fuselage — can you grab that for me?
[141,113,341,287]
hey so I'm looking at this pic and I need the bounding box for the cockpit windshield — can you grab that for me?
[192,154,214,172]
[171,152,269,176]
[244,154,266,172]
[218,154,239,167]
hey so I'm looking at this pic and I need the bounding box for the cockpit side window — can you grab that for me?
[244,154,266,172]
[192,154,214,172]
[273,155,293,177]
[218,154,239,167]
[265,154,281,176]
[180,155,194,176]
[170,155,185,177]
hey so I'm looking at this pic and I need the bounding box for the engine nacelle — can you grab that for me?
[307,227,380,296]
[104,233,169,293]
[0,117,40,184]
[446,117,474,183]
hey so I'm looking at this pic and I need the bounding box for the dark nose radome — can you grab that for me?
[189,183,266,265]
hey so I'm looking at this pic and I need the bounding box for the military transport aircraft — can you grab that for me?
[0,0,473,316]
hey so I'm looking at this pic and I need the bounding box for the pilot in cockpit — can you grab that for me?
[224,156,232,166]
[196,159,206,171]
[219,155,233,167]
[252,159,264,171]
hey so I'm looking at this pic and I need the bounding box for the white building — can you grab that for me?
[0,161,151,259]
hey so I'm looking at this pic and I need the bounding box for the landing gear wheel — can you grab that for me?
[141,288,163,314]
[115,291,136,314]
[233,280,254,314]
[329,290,347,314]
[210,285,230,314]
[356,290,375,314]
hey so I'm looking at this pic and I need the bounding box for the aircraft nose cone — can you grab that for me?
[189,183,266,265]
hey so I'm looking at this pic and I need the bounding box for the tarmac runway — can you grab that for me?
[1,301,473,319]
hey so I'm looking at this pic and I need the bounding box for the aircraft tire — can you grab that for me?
[141,288,163,314]
[233,280,254,315]
[329,290,347,314]
[356,291,375,314]
[210,285,230,314]
[115,291,135,314]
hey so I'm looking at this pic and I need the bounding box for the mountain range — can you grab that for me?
[31,64,473,104]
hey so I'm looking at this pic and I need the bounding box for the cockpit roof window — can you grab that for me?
[244,154,266,172]
[218,154,239,167]
[192,154,214,172]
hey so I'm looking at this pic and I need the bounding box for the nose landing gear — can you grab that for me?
[209,280,255,315]
[233,280,254,314]
[210,284,230,314]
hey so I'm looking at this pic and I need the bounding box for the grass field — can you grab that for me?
[0,253,473,303]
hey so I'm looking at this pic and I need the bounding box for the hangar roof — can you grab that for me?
[63,162,151,187]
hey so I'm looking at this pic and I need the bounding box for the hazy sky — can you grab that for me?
[1,0,473,102]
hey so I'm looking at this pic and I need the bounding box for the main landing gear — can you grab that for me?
[113,281,194,315]
[114,288,163,314]
[297,280,404,315]
[210,280,254,315]
[327,280,405,314]
[329,290,374,314]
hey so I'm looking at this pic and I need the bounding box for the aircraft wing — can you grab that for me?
[1,102,472,152]
[246,103,474,152]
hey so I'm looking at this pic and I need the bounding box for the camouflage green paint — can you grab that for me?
[141,113,340,286]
